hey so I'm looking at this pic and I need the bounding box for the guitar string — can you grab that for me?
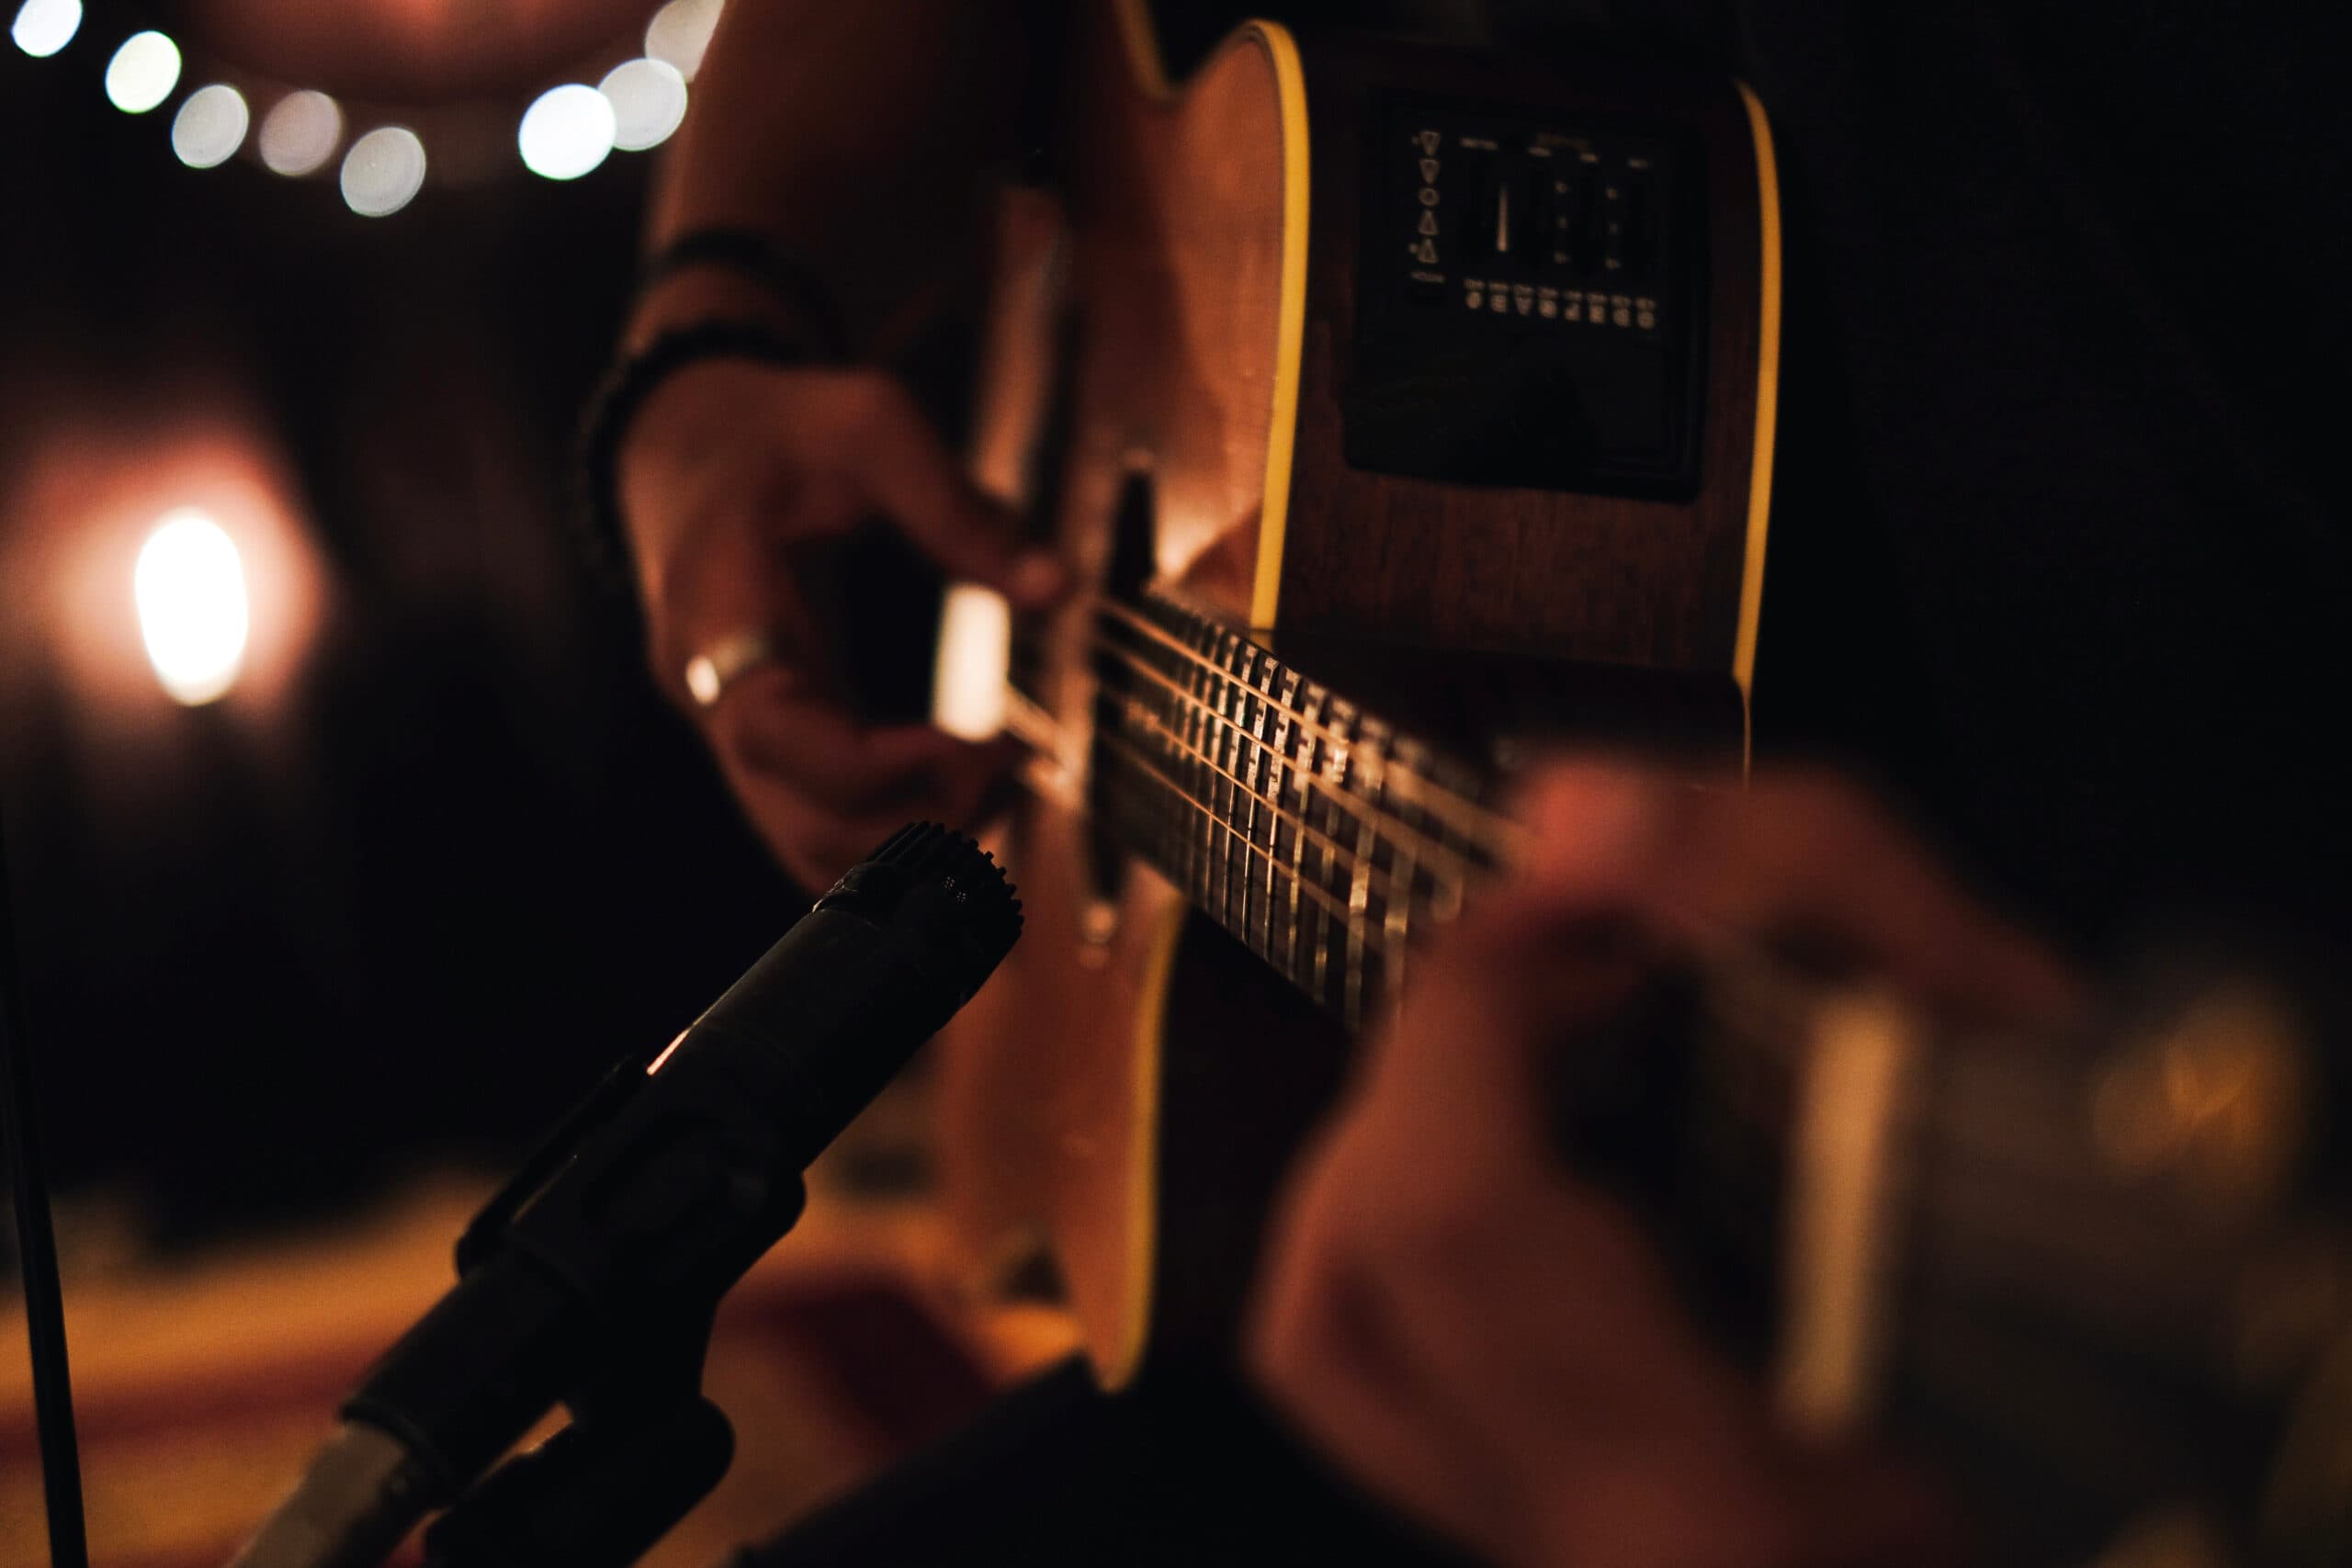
[1091,635,1490,884]
[1091,621,1777,1018]
[1091,723,1420,1025]
[1091,723,1408,941]
[1098,664,1849,1087]
[1089,628,2173,1348]
[1094,594,1527,852]
[1090,694,1445,979]
[1096,677,2027,1247]
[1094,714,1832,1178]
[1097,592,1513,850]
[1088,604,1900,1051]
[1090,611,1810,1038]
[1088,633,1493,921]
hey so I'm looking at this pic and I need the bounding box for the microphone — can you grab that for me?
[229,823,1021,1568]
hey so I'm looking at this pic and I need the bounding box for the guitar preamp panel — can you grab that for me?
[1345,93,1708,498]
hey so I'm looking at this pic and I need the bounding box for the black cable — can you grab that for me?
[0,798,89,1568]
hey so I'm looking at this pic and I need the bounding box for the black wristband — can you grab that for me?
[640,228,852,361]
[572,319,825,608]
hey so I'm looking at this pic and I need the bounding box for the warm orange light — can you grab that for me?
[8,412,327,732]
[646,1026,693,1076]
[933,583,1010,741]
[134,508,249,705]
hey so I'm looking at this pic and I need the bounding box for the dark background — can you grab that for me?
[0,1,798,1255]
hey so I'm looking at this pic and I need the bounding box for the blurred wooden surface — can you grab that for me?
[0,1176,1078,1568]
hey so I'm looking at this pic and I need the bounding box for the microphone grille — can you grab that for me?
[850,821,1023,972]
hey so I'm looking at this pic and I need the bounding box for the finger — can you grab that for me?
[716,740,1023,894]
[1778,1445,1962,1568]
[642,480,859,711]
[1361,869,1657,1147]
[724,784,933,893]
[1511,761,2082,1026]
[1249,1258,1519,1561]
[715,672,1023,815]
[1366,1164,1813,1568]
[1659,769,2083,1022]
[1248,1140,1521,1558]
[816,374,1067,607]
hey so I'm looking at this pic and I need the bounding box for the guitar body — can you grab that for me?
[935,4,1781,1387]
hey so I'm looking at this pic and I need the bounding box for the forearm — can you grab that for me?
[629,0,1035,354]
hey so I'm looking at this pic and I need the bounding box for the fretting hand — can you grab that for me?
[1246,761,2082,1568]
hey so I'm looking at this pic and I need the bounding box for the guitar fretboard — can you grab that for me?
[1086,591,1510,1029]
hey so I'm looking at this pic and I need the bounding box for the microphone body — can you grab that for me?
[232,825,1021,1568]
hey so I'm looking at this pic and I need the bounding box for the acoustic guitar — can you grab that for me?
[922,6,2352,1562]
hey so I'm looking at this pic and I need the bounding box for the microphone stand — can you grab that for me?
[238,1033,786,1568]
[418,1322,734,1568]
[233,822,1021,1568]
[411,1042,759,1568]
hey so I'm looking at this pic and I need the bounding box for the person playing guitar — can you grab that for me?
[593,1,2352,1562]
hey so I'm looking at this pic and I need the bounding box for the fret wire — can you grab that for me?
[1277,666,1308,994]
[1095,694,1471,969]
[1099,594,1521,854]
[1186,612,1215,916]
[1300,683,1332,1010]
[1226,642,1244,942]
[1089,636,1526,1028]
[1195,621,1220,923]
[1255,653,1282,973]
[1091,635,1487,887]
[1345,721,1381,1032]
[1386,738,1418,1004]
[1094,725,1364,931]
[1101,684,1447,922]
[1232,629,1250,940]
[1213,620,1232,931]
[1091,733,1393,1032]
[1322,695,1357,1020]
[1154,630,1179,886]
[1227,633,1254,950]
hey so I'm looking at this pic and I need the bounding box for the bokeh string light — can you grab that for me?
[599,57,686,154]
[518,82,616,181]
[9,0,79,57]
[171,83,249,168]
[102,27,177,112]
[255,88,341,177]
[339,125,426,218]
[11,0,716,213]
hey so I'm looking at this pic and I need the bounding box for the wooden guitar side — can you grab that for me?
[933,3,1303,1388]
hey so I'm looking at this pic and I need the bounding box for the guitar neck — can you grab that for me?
[1072,594,2344,1558]
[1085,590,1510,1031]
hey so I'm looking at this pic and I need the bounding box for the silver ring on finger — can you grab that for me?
[684,629,783,709]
